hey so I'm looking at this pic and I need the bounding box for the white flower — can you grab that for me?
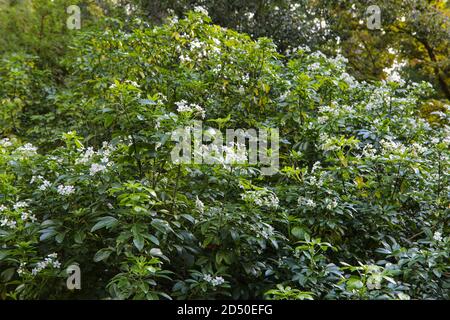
[340,72,357,88]
[125,80,140,88]
[211,276,225,286]
[203,274,212,282]
[17,262,27,276]
[366,275,382,290]
[241,189,279,209]
[57,185,75,196]
[195,196,204,213]
[411,143,427,155]
[179,55,192,63]
[76,147,95,164]
[15,143,37,156]
[175,100,206,118]
[211,65,222,74]
[311,161,321,173]
[326,198,339,210]
[212,38,221,46]
[223,143,247,165]
[190,39,203,50]
[101,156,110,164]
[191,104,206,118]
[298,196,317,208]
[169,16,179,24]
[193,6,209,16]
[30,175,43,184]
[308,62,321,71]
[89,163,107,176]
[433,231,443,242]
[431,137,440,144]
[31,253,61,276]
[362,144,377,158]
[203,274,225,286]
[0,138,13,147]
[0,218,17,229]
[13,201,29,210]
[47,253,58,259]
[175,100,192,112]
[318,116,329,124]
[244,12,255,20]
[0,205,7,212]
[38,180,52,191]
[380,138,406,154]
[20,211,37,223]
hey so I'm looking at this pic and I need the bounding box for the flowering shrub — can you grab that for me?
[0,11,449,300]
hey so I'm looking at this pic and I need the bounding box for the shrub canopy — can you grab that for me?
[0,11,449,300]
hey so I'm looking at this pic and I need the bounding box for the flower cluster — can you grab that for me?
[90,163,107,176]
[13,201,29,210]
[17,262,27,276]
[38,179,52,191]
[195,196,205,213]
[76,141,115,176]
[193,6,209,16]
[31,176,75,197]
[0,217,16,229]
[433,231,443,242]
[13,143,38,157]
[203,274,225,286]
[0,201,37,228]
[360,143,377,159]
[318,133,339,152]
[56,184,76,196]
[241,189,279,209]
[20,211,37,223]
[196,141,249,168]
[380,137,407,154]
[325,198,339,210]
[0,138,13,147]
[175,100,206,118]
[31,253,61,276]
[297,196,317,208]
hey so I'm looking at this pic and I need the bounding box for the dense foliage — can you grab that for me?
[128,0,450,100]
[0,9,449,300]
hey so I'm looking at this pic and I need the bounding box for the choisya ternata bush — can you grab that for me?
[0,10,449,299]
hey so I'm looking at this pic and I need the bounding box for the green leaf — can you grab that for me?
[0,251,8,261]
[133,233,145,251]
[149,248,163,257]
[39,228,57,241]
[91,216,118,232]
[93,248,113,262]
[291,227,306,239]
[347,278,364,290]
[144,234,159,246]
[139,99,156,105]
[1,268,15,281]
[74,230,86,244]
